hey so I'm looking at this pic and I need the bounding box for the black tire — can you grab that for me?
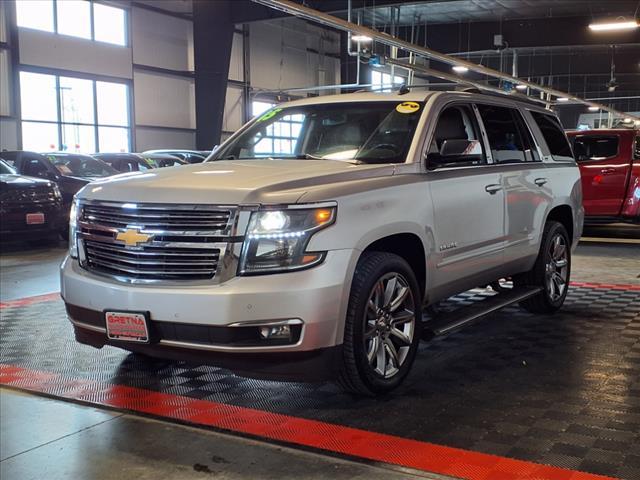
[516,221,571,314]
[337,252,422,396]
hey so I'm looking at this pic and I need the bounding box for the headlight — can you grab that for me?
[239,205,336,275]
[69,199,79,258]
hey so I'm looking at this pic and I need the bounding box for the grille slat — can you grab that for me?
[79,202,234,281]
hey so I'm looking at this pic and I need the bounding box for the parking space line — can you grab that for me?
[0,364,614,480]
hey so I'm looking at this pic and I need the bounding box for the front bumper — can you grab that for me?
[61,249,355,358]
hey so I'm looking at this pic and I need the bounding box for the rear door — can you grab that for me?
[476,104,551,265]
[571,133,631,216]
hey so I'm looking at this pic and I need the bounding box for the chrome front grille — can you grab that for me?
[2,186,58,206]
[78,201,235,282]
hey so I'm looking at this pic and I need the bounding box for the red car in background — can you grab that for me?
[567,129,639,224]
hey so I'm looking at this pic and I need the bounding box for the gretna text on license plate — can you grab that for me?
[105,312,149,342]
[26,213,45,225]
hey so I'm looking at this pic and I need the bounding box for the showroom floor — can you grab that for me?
[1,226,638,480]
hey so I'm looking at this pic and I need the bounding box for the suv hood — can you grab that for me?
[79,159,396,204]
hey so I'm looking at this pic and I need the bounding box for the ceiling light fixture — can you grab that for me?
[452,65,469,73]
[588,20,639,31]
[588,106,599,111]
[351,34,373,42]
[557,97,569,102]
[515,84,527,90]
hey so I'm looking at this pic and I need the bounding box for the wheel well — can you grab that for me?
[547,205,574,240]
[364,233,426,294]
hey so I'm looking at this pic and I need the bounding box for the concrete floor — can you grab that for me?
[0,224,638,479]
[0,389,432,480]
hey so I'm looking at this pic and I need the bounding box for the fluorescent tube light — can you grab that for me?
[589,20,639,32]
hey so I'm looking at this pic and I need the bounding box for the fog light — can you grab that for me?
[259,325,291,340]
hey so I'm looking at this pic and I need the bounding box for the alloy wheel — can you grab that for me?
[545,233,569,302]
[363,272,416,379]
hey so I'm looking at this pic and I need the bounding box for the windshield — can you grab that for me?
[212,101,424,164]
[45,154,118,177]
[0,160,15,174]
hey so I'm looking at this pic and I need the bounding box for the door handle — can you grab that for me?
[485,184,502,195]
[600,168,616,175]
[534,177,548,187]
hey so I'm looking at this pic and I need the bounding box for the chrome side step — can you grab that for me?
[424,286,542,338]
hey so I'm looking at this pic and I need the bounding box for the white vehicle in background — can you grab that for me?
[61,90,583,395]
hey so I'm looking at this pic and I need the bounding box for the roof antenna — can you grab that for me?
[398,83,411,95]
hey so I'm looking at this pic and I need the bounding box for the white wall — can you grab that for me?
[131,7,193,71]
[133,71,195,129]
[248,19,340,91]
[135,126,195,151]
[19,28,133,78]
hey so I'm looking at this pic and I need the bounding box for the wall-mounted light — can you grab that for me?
[452,65,469,73]
[351,34,373,42]
[588,20,639,32]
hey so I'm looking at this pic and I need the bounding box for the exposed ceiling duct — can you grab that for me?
[251,0,640,121]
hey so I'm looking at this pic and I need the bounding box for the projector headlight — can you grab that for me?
[68,199,80,258]
[239,205,336,275]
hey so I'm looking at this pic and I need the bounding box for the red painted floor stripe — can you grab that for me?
[0,292,60,309]
[0,364,614,480]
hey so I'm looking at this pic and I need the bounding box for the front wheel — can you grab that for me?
[517,221,571,314]
[337,252,421,396]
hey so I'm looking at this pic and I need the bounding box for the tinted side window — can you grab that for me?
[571,135,619,162]
[477,104,526,164]
[530,111,573,160]
[634,137,640,160]
[427,104,486,169]
[23,159,49,177]
[512,110,541,162]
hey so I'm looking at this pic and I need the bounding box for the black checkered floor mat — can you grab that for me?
[1,285,639,479]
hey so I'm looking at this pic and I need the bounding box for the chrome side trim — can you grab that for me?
[226,318,304,327]
[158,337,304,352]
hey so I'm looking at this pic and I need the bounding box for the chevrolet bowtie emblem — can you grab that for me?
[116,229,153,247]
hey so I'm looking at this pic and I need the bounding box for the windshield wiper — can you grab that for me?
[290,153,325,160]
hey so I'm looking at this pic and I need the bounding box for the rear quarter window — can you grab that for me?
[571,135,619,162]
[635,136,640,160]
[530,111,573,161]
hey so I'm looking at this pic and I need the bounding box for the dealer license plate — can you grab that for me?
[26,213,45,225]
[105,311,149,343]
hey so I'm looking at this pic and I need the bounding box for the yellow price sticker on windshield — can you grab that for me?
[396,102,420,114]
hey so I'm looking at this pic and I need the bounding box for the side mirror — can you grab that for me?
[439,139,476,156]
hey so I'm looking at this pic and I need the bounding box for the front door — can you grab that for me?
[426,104,505,295]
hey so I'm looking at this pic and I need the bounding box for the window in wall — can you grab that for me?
[529,111,573,161]
[251,100,304,156]
[94,3,126,46]
[20,70,131,153]
[371,70,404,92]
[15,0,54,32]
[57,0,91,40]
[15,0,127,46]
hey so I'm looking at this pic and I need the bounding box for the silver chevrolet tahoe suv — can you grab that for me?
[61,91,584,395]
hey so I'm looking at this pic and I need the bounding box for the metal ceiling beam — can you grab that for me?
[251,0,639,120]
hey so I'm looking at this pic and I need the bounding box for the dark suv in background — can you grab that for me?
[0,159,64,240]
[0,151,118,226]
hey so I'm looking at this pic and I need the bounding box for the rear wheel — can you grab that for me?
[517,221,571,314]
[337,252,421,396]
